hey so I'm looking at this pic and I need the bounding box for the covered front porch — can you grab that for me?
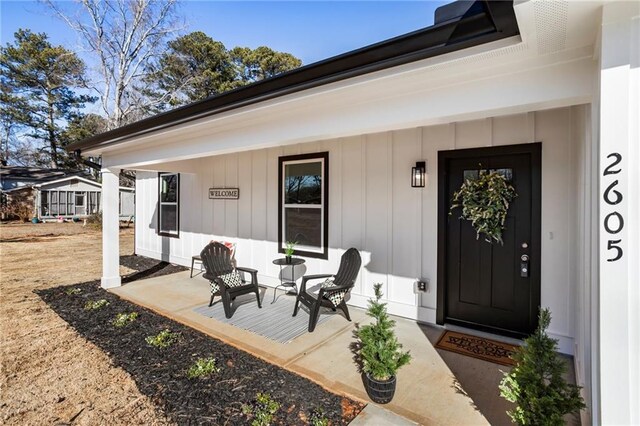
[111,268,531,425]
[79,2,640,423]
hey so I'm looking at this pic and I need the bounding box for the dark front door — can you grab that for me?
[437,143,541,338]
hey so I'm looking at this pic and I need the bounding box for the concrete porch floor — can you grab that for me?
[112,270,492,425]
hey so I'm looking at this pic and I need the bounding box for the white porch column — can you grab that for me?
[598,2,639,425]
[101,167,121,288]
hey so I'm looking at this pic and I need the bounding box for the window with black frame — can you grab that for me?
[158,172,179,237]
[279,152,328,259]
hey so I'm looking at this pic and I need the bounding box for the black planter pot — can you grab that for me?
[362,373,396,404]
[285,255,292,264]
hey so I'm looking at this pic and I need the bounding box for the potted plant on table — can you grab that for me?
[353,283,411,404]
[284,240,296,264]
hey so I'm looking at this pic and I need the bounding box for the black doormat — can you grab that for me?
[435,330,519,366]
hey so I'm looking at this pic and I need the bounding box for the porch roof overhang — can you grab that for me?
[80,0,603,171]
[69,0,519,155]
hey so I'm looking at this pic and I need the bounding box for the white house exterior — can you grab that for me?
[36,176,134,219]
[68,1,639,424]
[0,167,135,220]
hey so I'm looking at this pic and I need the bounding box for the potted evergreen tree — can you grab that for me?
[500,308,585,425]
[354,283,411,404]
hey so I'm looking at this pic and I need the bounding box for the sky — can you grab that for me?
[1,1,447,66]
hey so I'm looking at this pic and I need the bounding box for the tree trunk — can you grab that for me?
[47,93,58,169]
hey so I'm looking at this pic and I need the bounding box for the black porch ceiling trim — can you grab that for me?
[68,1,519,154]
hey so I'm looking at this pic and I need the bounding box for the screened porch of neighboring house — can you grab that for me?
[39,189,102,218]
[36,176,134,219]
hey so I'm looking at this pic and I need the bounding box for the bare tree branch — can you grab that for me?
[44,0,182,129]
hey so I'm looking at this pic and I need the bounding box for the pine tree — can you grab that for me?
[355,283,411,381]
[499,308,585,425]
[0,29,94,168]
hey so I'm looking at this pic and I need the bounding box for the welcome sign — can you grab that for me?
[209,188,239,200]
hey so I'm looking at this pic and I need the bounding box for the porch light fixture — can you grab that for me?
[411,161,426,188]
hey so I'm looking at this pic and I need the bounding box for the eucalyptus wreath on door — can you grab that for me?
[450,167,517,245]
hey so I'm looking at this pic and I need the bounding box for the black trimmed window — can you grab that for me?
[278,152,329,259]
[158,172,179,237]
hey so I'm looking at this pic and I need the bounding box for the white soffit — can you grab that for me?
[515,0,602,55]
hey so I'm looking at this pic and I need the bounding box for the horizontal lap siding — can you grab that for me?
[135,108,579,347]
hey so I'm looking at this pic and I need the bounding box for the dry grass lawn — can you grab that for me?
[0,222,168,425]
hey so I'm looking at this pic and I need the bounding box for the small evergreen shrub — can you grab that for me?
[145,329,179,348]
[84,299,109,310]
[112,312,138,327]
[499,308,585,425]
[65,287,82,295]
[241,392,280,426]
[187,357,220,379]
[354,283,411,381]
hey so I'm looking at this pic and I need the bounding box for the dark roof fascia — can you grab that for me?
[0,166,88,182]
[69,0,519,153]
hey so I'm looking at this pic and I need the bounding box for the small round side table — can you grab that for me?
[272,257,305,304]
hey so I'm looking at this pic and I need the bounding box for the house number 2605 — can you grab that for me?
[603,153,624,262]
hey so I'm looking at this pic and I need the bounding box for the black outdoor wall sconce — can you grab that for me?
[411,161,426,188]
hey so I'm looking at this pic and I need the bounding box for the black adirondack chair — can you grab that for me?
[293,248,361,332]
[200,242,262,318]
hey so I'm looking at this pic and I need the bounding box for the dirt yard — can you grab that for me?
[0,222,169,425]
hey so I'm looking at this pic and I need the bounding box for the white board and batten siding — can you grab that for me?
[135,106,590,354]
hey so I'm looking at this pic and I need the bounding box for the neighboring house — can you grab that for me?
[0,166,134,220]
[67,1,639,425]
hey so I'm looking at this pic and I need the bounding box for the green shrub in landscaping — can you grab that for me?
[65,287,82,295]
[242,392,280,426]
[187,357,221,379]
[84,299,109,310]
[309,408,329,426]
[112,312,138,327]
[145,329,179,348]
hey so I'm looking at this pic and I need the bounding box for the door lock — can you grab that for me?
[520,254,530,278]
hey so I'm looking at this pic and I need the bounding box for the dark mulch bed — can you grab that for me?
[120,255,188,283]
[37,256,364,425]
